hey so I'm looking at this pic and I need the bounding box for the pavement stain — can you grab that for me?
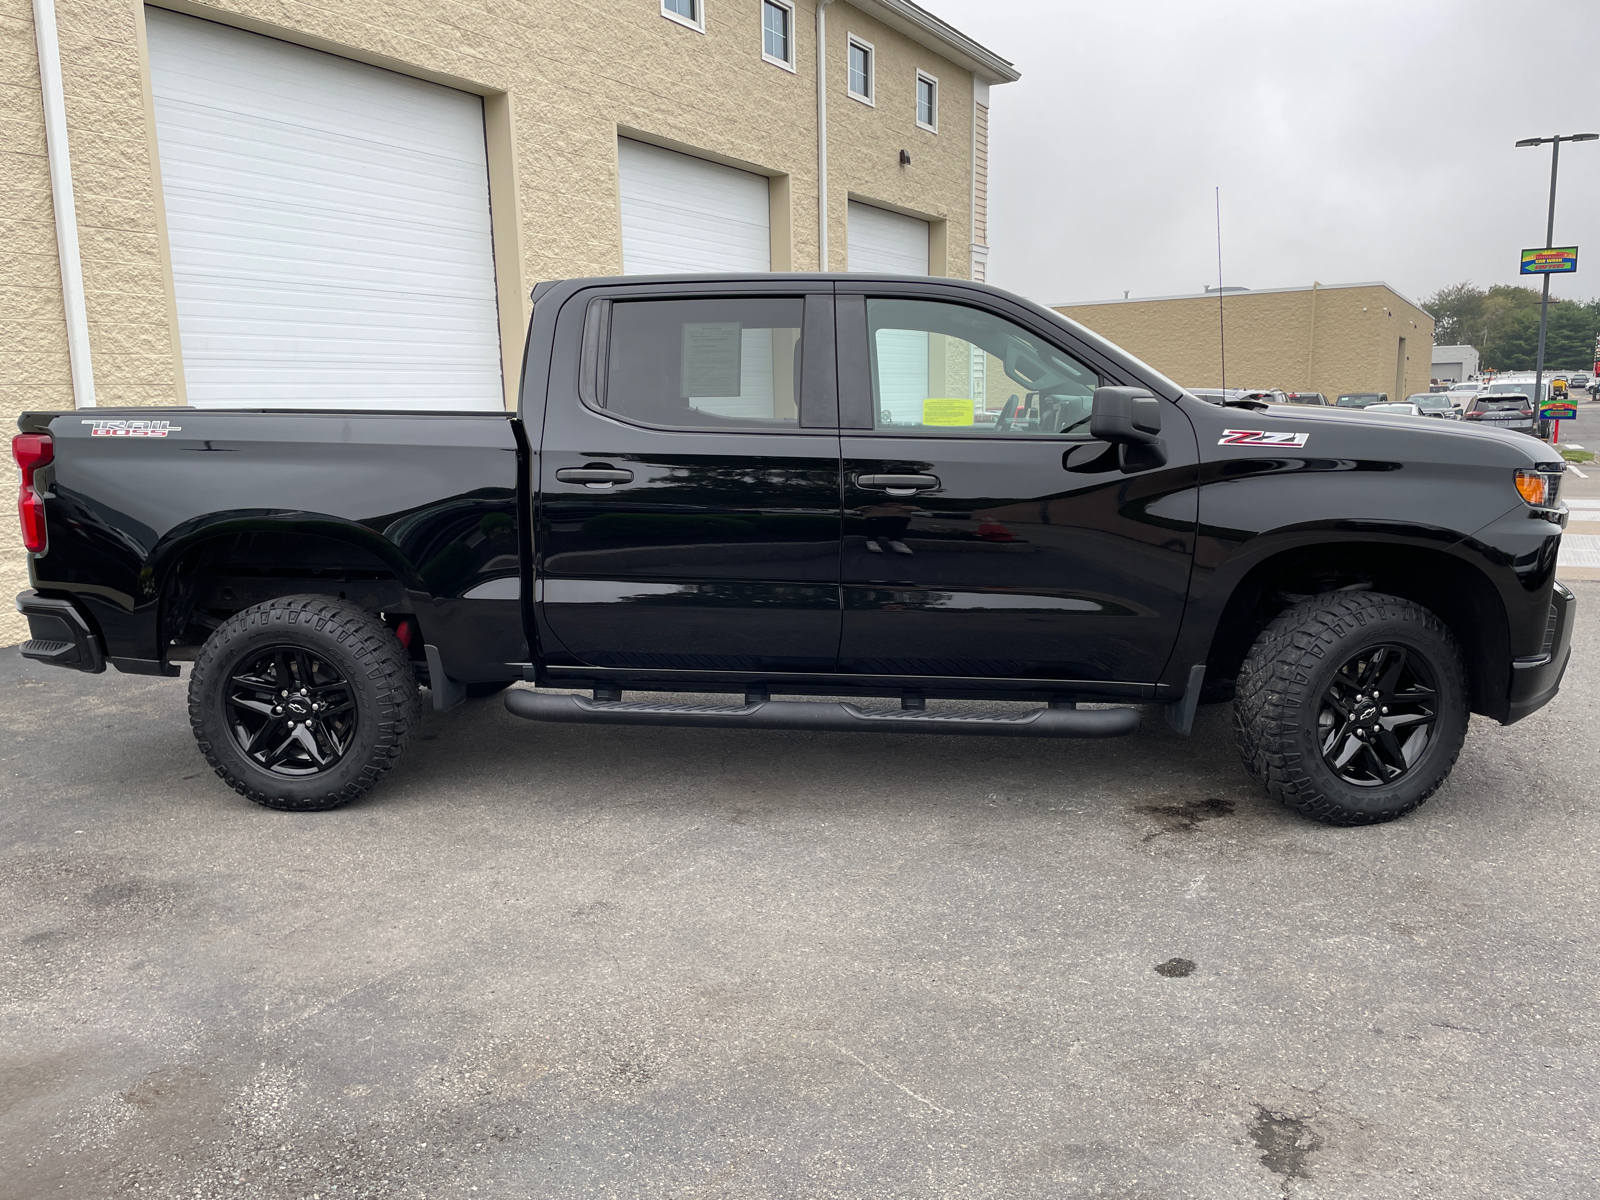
[1136,796,1235,841]
[1249,1105,1322,1185]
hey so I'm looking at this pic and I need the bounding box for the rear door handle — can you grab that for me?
[856,473,939,497]
[555,466,634,488]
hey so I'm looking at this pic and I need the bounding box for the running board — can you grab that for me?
[503,691,1141,739]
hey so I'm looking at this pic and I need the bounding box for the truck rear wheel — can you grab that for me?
[188,596,418,811]
[1232,591,1469,826]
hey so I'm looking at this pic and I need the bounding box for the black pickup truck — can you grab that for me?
[14,274,1576,825]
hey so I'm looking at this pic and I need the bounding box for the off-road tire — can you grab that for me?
[189,595,418,811]
[1232,591,1469,826]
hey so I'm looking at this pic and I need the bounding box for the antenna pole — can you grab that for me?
[1216,187,1226,393]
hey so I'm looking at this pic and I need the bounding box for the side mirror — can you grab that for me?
[1086,387,1166,472]
[1089,386,1162,444]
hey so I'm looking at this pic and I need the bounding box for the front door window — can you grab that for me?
[867,298,1101,436]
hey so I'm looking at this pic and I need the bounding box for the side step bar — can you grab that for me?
[504,690,1140,739]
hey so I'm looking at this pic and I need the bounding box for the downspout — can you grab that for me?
[1306,280,1319,389]
[33,0,95,407]
[816,0,834,271]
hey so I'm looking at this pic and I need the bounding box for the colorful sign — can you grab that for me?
[1520,247,1579,274]
[1540,401,1578,421]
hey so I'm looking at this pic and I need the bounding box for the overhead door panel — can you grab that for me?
[618,139,770,274]
[846,201,930,275]
[146,8,503,409]
[848,201,932,421]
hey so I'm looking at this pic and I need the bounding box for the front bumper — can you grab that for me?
[15,591,105,673]
[1506,580,1575,723]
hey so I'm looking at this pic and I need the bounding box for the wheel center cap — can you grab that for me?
[1357,704,1378,722]
[287,697,311,716]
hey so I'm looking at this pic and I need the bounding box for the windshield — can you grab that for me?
[1474,397,1529,412]
[1409,394,1449,409]
[1336,394,1381,407]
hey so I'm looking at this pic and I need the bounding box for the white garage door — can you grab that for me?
[847,201,930,275]
[618,139,770,274]
[146,9,503,410]
[848,202,931,421]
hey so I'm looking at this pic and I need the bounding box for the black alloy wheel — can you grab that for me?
[225,645,358,776]
[189,595,418,811]
[1232,590,1469,825]
[1315,645,1438,787]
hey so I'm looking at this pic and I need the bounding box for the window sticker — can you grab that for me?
[1219,429,1309,447]
[922,397,975,426]
[681,323,742,397]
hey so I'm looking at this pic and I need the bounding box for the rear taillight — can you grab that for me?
[13,432,53,553]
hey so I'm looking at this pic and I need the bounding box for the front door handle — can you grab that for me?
[857,473,939,497]
[555,466,634,488]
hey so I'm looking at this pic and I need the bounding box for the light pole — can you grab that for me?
[1515,133,1597,435]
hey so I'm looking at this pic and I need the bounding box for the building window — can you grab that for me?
[915,71,937,131]
[661,0,703,32]
[847,36,874,105]
[762,0,794,70]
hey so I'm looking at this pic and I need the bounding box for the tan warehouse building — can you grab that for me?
[1054,282,1435,404]
[3,0,1016,641]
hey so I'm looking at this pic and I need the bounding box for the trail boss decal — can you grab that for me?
[1219,429,1309,447]
[83,420,180,438]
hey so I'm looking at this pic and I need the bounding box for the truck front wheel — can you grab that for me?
[1232,591,1469,825]
[188,596,419,811]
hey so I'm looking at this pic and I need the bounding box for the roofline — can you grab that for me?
[847,0,1021,84]
[1052,280,1431,314]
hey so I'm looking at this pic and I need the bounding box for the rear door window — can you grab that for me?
[596,297,806,430]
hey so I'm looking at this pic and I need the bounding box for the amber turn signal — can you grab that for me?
[1514,468,1551,507]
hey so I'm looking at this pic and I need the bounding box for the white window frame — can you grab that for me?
[761,0,796,72]
[846,35,875,106]
[661,0,704,34]
[915,69,938,132]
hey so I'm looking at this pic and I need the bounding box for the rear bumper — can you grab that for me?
[14,591,105,673]
[1505,580,1575,724]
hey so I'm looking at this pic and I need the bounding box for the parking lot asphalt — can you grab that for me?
[3,586,1598,1200]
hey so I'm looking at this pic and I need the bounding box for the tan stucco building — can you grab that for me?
[1054,282,1436,404]
[3,0,1015,642]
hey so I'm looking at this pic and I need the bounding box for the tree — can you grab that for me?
[1421,282,1600,371]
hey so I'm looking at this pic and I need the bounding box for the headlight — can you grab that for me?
[1515,467,1562,507]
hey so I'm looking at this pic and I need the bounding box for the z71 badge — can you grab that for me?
[1219,429,1309,447]
[82,420,180,438]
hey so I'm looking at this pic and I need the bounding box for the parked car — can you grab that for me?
[1283,391,1329,406]
[1570,373,1589,389]
[1481,380,1553,436]
[1365,402,1425,417]
[1242,389,1289,405]
[1464,393,1537,434]
[13,273,1575,828]
[1335,392,1388,408]
[1405,393,1462,420]
[1445,381,1482,408]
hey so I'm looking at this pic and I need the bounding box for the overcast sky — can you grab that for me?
[920,0,1600,311]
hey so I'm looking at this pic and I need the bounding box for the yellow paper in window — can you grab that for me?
[922,397,974,426]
